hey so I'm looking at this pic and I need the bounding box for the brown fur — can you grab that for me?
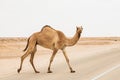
[17,25,83,73]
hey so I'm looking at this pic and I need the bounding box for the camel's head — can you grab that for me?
[76,26,83,33]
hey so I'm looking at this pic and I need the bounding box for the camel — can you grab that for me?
[17,25,83,73]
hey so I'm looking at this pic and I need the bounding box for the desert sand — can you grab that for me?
[0,37,120,80]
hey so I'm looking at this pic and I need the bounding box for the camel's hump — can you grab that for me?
[41,25,56,32]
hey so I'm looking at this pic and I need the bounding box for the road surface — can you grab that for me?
[0,44,120,80]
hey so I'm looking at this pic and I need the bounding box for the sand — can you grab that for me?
[0,37,120,80]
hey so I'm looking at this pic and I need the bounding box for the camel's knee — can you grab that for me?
[66,58,69,63]
[50,58,54,63]
[30,53,35,62]
[21,55,25,60]
[22,51,31,59]
[21,55,26,62]
[30,58,33,63]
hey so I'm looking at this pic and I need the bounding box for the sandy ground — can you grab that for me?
[0,37,120,80]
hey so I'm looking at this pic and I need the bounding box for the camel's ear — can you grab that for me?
[76,27,79,30]
[80,26,83,30]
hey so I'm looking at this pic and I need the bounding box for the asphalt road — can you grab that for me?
[0,45,120,80]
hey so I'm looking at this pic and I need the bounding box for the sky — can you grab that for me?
[0,0,120,37]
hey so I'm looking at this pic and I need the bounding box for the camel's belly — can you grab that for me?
[36,37,58,50]
[38,41,54,49]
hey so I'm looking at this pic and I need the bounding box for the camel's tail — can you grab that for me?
[23,37,30,52]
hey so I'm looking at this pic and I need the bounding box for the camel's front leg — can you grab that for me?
[62,49,75,73]
[47,49,58,73]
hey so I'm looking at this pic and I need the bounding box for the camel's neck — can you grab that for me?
[66,31,81,46]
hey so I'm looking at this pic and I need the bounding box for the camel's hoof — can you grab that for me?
[35,71,40,73]
[47,70,53,73]
[17,69,21,73]
[71,70,75,73]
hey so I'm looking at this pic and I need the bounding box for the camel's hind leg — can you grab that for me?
[29,47,40,73]
[17,50,30,73]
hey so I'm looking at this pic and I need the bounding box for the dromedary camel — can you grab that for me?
[17,25,83,73]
